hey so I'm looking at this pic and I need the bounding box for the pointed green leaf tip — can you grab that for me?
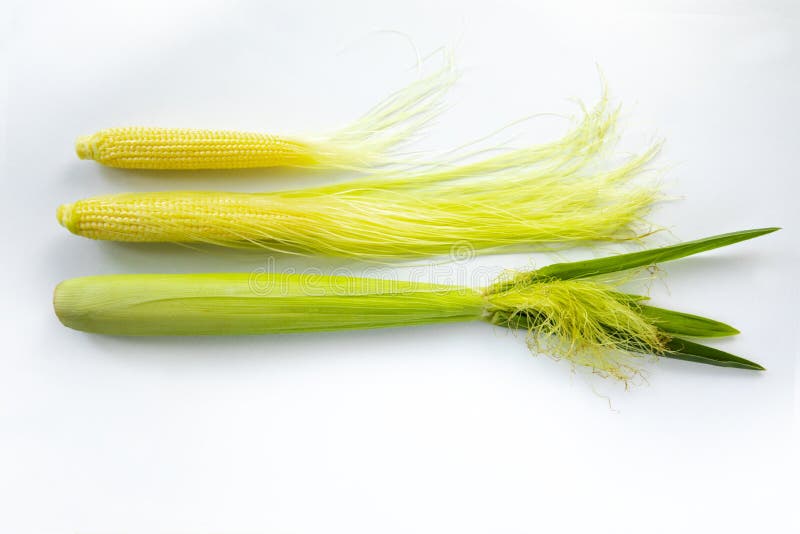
[534,227,779,281]
[662,337,765,371]
[637,305,740,338]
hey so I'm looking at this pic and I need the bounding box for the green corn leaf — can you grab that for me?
[489,310,762,371]
[487,310,538,330]
[661,337,764,370]
[533,228,778,281]
[491,305,741,341]
[637,305,740,338]
[604,293,738,338]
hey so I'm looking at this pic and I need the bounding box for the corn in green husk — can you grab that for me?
[55,229,776,379]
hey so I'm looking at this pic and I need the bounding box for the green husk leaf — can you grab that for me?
[661,337,764,370]
[637,305,740,338]
[533,227,779,281]
[489,308,761,371]
[486,309,542,330]
[54,273,485,336]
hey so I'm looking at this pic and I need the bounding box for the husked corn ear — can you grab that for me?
[57,191,288,244]
[75,128,320,169]
[57,93,663,259]
[75,53,457,171]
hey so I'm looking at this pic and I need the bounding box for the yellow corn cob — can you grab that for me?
[75,55,455,171]
[56,191,286,244]
[75,128,320,170]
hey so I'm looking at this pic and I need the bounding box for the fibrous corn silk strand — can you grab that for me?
[58,93,662,259]
[484,275,666,380]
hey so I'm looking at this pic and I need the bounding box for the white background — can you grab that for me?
[1,0,798,532]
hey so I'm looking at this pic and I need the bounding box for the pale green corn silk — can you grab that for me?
[234,93,662,258]
[54,230,775,380]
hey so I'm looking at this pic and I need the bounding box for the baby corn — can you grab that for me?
[59,95,662,259]
[75,56,455,171]
[75,128,322,170]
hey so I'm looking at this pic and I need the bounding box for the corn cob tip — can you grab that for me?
[56,203,76,232]
[75,135,96,160]
[52,281,71,328]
